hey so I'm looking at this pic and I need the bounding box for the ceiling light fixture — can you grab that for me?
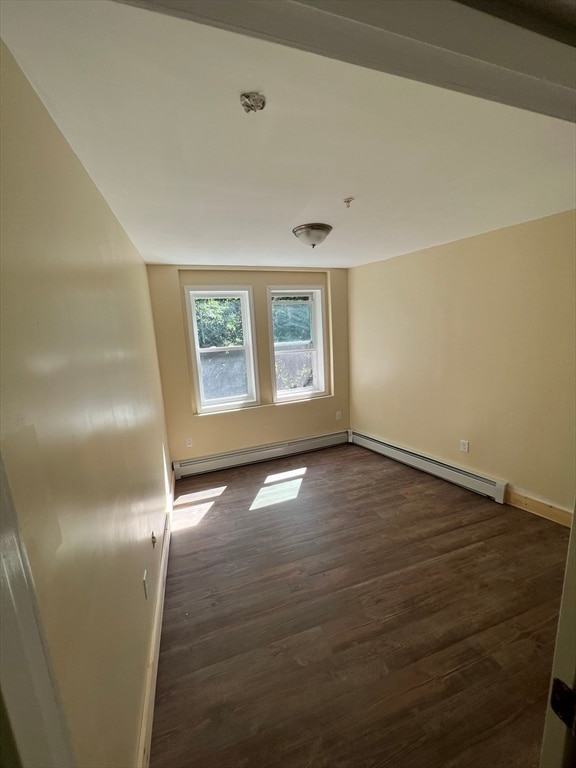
[292,223,333,249]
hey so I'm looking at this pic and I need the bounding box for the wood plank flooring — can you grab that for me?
[150,445,569,768]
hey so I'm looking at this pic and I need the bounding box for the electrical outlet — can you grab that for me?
[336,411,342,421]
[185,437,193,448]
[460,440,470,453]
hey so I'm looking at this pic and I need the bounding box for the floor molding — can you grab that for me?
[136,512,171,768]
[505,489,573,528]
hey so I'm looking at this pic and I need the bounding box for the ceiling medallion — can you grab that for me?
[292,223,333,249]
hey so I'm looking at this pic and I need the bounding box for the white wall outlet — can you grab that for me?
[142,570,148,600]
[185,437,193,448]
[336,411,342,421]
[460,440,470,453]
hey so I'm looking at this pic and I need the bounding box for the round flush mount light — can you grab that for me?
[292,223,333,248]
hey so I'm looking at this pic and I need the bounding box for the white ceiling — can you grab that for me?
[1,0,575,268]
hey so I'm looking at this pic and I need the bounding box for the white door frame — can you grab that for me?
[0,452,76,768]
[540,516,576,768]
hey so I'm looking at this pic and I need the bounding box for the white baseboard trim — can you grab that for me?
[136,512,171,768]
[173,431,349,479]
[351,431,507,504]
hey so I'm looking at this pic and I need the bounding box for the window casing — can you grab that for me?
[185,288,258,412]
[268,288,327,402]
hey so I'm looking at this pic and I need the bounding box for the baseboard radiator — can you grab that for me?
[351,431,506,503]
[173,431,349,479]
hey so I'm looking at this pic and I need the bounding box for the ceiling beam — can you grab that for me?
[453,0,576,48]
[114,0,576,122]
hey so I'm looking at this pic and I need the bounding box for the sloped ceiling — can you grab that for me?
[1,0,575,268]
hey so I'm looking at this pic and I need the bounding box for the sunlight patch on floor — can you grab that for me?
[264,467,307,484]
[174,485,227,506]
[249,478,303,510]
[171,501,215,531]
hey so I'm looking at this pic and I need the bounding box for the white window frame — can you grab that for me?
[184,287,259,413]
[267,286,327,403]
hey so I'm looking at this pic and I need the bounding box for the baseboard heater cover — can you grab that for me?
[173,431,349,479]
[352,432,506,503]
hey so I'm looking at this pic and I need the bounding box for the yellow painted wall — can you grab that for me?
[349,210,576,511]
[0,43,170,767]
[147,266,349,460]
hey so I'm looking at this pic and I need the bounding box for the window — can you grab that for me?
[186,289,258,412]
[269,288,326,401]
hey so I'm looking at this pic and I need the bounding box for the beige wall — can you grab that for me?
[0,43,170,767]
[147,266,349,460]
[349,210,576,511]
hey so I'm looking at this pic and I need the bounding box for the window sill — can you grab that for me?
[193,394,333,416]
[195,399,259,416]
[274,389,328,404]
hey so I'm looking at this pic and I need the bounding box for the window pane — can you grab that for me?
[195,298,243,348]
[200,349,248,401]
[272,301,311,344]
[275,350,314,391]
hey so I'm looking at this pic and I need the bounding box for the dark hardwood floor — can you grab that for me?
[150,445,569,768]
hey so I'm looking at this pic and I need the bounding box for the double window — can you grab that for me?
[186,285,327,413]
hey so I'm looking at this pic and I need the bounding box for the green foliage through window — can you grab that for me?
[195,298,243,348]
[272,299,312,343]
[272,294,318,392]
[187,287,325,410]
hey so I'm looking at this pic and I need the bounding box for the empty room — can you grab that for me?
[1,2,575,768]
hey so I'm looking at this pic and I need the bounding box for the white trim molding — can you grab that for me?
[136,510,171,768]
[0,453,77,768]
